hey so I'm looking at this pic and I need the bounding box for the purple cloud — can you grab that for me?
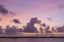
[47,17,53,21]
[0,5,14,15]
[12,19,21,24]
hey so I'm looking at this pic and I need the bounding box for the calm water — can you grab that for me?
[0,33,64,42]
[0,38,64,42]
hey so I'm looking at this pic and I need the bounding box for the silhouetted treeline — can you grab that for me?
[0,17,64,34]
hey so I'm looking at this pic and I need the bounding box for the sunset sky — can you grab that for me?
[0,0,64,29]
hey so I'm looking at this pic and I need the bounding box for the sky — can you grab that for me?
[0,0,64,29]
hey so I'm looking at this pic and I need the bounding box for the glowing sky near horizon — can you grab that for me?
[0,0,64,29]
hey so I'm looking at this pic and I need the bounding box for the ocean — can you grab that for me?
[0,33,64,42]
[0,38,64,42]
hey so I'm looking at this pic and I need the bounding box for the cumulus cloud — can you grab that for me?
[56,25,64,32]
[0,26,3,34]
[52,27,57,33]
[5,25,18,34]
[23,17,39,33]
[12,19,21,24]
[29,17,41,24]
[39,27,43,33]
[18,28,23,32]
[41,23,46,28]
[44,25,52,33]
[36,20,41,24]
[47,17,53,21]
[0,5,14,15]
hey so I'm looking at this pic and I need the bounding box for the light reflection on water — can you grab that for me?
[0,33,64,42]
[0,38,64,42]
[0,33,64,37]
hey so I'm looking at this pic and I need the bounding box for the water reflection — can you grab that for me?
[0,38,64,42]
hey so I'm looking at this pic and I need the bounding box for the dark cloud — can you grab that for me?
[12,19,21,24]
[5,25,18,34]
[59,5,64,9]
[47,17,53,21]
[18,28,23,32]
[30,17,41,24]
[36,20,41,24]
[0,5,8,15]
[0,26,3,34]
[56,25,64,32]
[41,23,46,28]
[30,17,37,24]
[0,5,14,15]
[44,25,52,33]
[39,27,43,33]
[52,27,57,33]
[56,27,63,32]
[23,17,38,33]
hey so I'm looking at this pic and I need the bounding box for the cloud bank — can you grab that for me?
[0,17,64,34]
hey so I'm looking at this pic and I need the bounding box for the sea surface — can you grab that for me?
[0,33,64,42]
[0,38,64,42]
